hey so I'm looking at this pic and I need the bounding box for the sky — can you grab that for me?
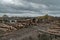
[0,0,60,17]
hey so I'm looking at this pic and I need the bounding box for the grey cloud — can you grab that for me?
[0,0,60,16]
[0,0,48,13]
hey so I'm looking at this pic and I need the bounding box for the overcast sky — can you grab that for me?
[0,0,60,17]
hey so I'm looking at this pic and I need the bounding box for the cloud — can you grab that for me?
[0,0,48,13]
[0,0,60,16]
